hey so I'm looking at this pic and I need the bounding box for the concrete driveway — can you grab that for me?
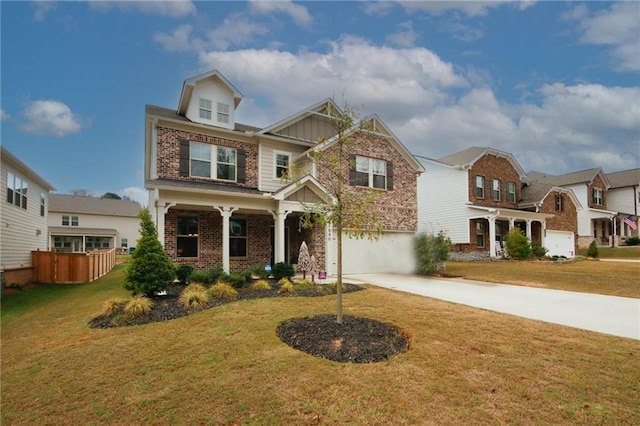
[344,273,640,340]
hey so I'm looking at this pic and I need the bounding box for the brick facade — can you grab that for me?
[468,155,521,209]
[587,173,607,210]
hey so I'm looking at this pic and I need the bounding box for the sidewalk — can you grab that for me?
[344,273,640,340]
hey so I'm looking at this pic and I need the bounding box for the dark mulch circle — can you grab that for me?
[88,281,364,329]
[277,314,410,363]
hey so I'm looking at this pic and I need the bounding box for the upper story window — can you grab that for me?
[274,152,290,179]
[507,182,516,203]
[555,194,564,211]
[6,172,28,209]
[492,179,501,201]
[62,215,79,226]
[190,142,237,181]
[474,175,485,198]
[40,193,46,216]
[217,102,230,123]
[199,99,212,120]
[354,156,387,190]
[592,188,603,206]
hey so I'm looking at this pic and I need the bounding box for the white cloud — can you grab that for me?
[0,109,9,121]
[121,187,148,207]
[154,25,203,52]
[361,1,397,17]
[31,1,56,22]
[89,0,196,18]
[399,0,512,17]
[386,21,418,47]
[207,14,270,50]
[568,2,640,71]
[19,100,85,137]
[248,0,312,27]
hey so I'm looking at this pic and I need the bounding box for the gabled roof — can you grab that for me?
[520,182,582,209]
[177,69,244,116]
[146,104,260,133]
[258,98,342,137]
[49,194,142,217]
[606,168,640,188]
[1,146,56,191]
[438,146,526,179]
[527,167,610,189]
[272,174,336,204]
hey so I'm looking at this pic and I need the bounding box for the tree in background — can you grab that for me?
[298,102,383,324]
[123,209,176,296]
[102,192,122,199]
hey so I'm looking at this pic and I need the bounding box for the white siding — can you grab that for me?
[417,159,470,243]
[186,80,235,130]
[608,187,638,214]
[341,232,416,275]
[48,212,140,249]
[1,162,49,270]
[259,140,308,193]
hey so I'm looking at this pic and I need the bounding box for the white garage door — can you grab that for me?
[545,231,575,258]
[340,232,416,275]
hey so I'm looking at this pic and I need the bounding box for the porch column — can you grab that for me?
[488,216,497,258]
[155,202,175,247]
[270,209,291,264]
[508,218,515,231]
[611,217,617,248]
[216,206,238,273]
[526,220,532,240]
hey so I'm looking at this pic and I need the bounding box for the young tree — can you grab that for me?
[504,227,531,260]
[297,241,311,279]
[123,209,176,296]
[298,102,383,324]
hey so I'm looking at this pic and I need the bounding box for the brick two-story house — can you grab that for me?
[145,70,424,275]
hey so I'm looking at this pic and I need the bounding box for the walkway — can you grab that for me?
[344,273,640,340]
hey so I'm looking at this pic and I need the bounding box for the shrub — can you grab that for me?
[123,295,154,318]
[176,264,195,285]
[278,279,295,294]
[272,262,295,281]
[179,283,210,309]
[101,298,126,316]
[624,236,640,246]
[208,282,238,300]
[225,272,247,289]
[414,231,452,275]
[123,209,176,296]
[504,228,531,260]
[587,240,599,258]
[531,243,548,259]
[249,263,270,279]
[251,279,271,290]
[208,265,226,283]
[189,270,211,285]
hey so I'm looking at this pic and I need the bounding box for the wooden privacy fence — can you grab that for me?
[32,248,117,284]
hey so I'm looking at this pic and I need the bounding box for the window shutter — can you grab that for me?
[349,154,357,186]
[179,139,190,177]
[387,161,394,190]
[237,149,246,183]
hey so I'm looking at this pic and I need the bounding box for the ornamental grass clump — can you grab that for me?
[251,279,271,290]
[123,295,155,318]
[208,282,238,300]
[179,283,211,309]
[278,279,295,294]
[101,298,126,316]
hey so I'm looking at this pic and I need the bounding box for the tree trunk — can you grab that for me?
[336,223,343,324]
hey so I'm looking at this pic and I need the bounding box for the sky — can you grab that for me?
[1,1,639,207]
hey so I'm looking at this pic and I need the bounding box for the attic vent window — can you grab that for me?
[217,102,229,123]
[199,99,212,120]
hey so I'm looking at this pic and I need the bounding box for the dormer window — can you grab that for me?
[217,102,230,123]
[199,99,212,120]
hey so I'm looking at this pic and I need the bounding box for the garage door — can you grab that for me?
[340,232,416,275]
[545,231,575,258]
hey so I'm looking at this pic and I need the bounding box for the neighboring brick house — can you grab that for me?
[605,168,639,243]
[417,147,558,259]
[1,147,56,286]
[527,168,617,248]
[48,194,142,254]
[145,69,424,275]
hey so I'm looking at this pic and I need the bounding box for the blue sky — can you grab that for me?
[2,1,639,206]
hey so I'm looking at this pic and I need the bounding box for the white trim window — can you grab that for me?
[492,179,501,201]
[592,188,603,206]
[190,142,237,181]
[274,151,291,179]
[555,194,564,211]
[474,175,485,198]
[507,182,516,203]
[199,98,212,120]
[217,102,230,123]
[6,172,28,209]
[355,156,387,190]
[62,215,79,226]
[40,192,46,216]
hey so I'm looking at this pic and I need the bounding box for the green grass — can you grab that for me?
[444,260,639,298]
[1,264,639,424]
[577,246,640,259]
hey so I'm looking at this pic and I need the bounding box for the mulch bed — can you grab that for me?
[89,280,409,363]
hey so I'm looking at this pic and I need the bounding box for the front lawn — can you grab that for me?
[443,260,639,298]
[577,246,640,259]
[1,265,638,424]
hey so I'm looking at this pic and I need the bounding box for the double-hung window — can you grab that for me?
[62,215,79,226]
[507,182,516,203]
[476,222,485,247]
[190,142,237,181]
[354,156,387,190]
[177,216,198,258]
[229,218,247,257]
[199,99,212,120]
[217,102,230,123]
[555,194,564,211]
[492,179,501,201]
[6,172,28,209]
[592,188,603,206]
[274,152,290,179]
[474,176,485,198]
[40,193,46,216]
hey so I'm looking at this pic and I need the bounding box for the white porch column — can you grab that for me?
[269,209,291,264]
[216,206,238,273]
[541,221,547,249]
[508,218,515,231]
[526,219,532,240]
[155,202,175,247]
[488,216,497,258]
[611,217,617,247]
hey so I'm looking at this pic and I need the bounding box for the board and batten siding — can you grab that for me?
[1,161,50,270]
[417,158,471,243]
[259,140,308,193]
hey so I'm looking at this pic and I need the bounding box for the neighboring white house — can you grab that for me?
[48,194,142,254]
[1,147,56,285]
[606,168,639,242]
